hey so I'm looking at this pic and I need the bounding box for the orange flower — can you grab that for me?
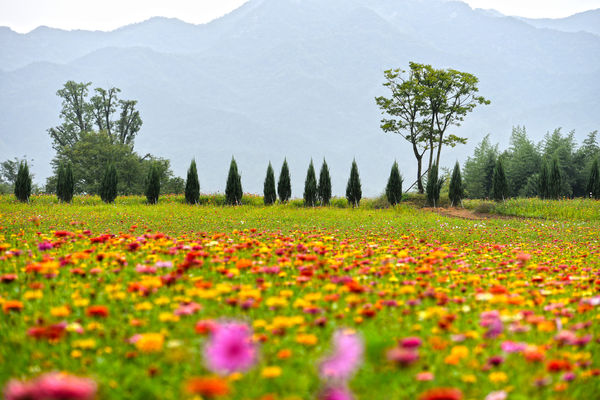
[277,349,292,359]
[185,376,230,398]
[419,387,463,400]
[2,300,23,314]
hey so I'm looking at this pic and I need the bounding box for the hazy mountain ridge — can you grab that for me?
[1,0,599,196]
[520,9,600,36]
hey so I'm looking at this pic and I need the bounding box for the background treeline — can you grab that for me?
[462,127,600,199]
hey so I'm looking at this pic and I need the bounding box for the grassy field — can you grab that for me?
[1,195,599,399]
[464,198,600,221]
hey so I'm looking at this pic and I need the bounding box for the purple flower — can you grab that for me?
[399,337,422,349]
[501,341,527,353]
[319,329,364,381]
[387,347,419,366]
[37,242,53,251]
[204,321,258,374]
[480,311,503,339]
[4,373,97,400]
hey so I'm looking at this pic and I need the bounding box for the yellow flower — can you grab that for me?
[461,374,477,383]
[296,334,318,346]
[261,366,282,379]
[50,306,71,317]
[489,372,508,383]
[135,333,164,353]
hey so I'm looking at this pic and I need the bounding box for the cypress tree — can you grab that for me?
[145,163,161,204]
[64,162,74,203]
[185,159,200,204]
[56,163,66,201]
[586,158,600,199]
[448,162,464,207]
[225,157,243,205]
[277,159,291,203]
[14,161,32,203]
[491,158,508,202]
[426,164,443,207]
[538,161,549,199]
[385,161,403,206]
[303,160,318,207]
[100,163,118,203]
[548,157,562,200]
[346,159,362,207]
[264,162,276,205]
[318,159,332,206]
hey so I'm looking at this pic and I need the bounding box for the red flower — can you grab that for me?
[86,305,109,318]
[419,388,463,400]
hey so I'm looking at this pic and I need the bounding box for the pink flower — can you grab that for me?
[319,386,354,400]
[3,379,34,400]
[174,302,202,316]
[387,347,419,366]
[416,372,435,381]
[3,373,96,400]
[204,322,257,374]
[34,373,97,400]
[501,341,527,353]
[485,391,507,400]
[400,337,422,349]
[319,329,364,381]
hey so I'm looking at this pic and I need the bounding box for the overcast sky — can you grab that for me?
[1,0,599,33]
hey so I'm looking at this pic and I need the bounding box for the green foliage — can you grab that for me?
[225,157,243,205]
[14,161,32,202]
[303,160,318,207]
[425,163,444,207]
[57,162,74,203]
[185,159,200,205]
[385,161,403,206]
[448,162,464,207]
[549,157,562,200]
[99,163,118,204]
[346,159,362,207]
[491,158,508,202]
[263,162,277,206]
[587,158,600,199]
[318,159,332,206]
[145,163,161,205]
[277,159,291,203]
[504,127,541,197]
[463,135,498,199]
[538,161,549,199]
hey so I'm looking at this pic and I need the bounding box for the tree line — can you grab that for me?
[462,127,600,200]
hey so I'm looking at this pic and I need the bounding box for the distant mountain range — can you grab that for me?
[1,0,599,196]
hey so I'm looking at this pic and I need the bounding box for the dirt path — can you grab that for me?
[422,207,517,221]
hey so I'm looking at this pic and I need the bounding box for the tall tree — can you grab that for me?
[386,161,403,206]
[538,161,550,199]
[303,160,318,207]
[14,161,32,203]
[587,158,600,199]
[504,126,541,197]
[56,163,66,202]
[90,87,120,137]
[448,162,464,207]
[185,159,200,205]
[264,162,277,206]
[317,159,332,206]
[376,67,429,193]
[426,163,443,207]
[225,157,243,205]
[145,163,161,205]
[574,131,599,197]
[491,158,508,202]
[346,159,362,208]
[64,162,74,203]
[48,81,93,149]
[548,157,562,200]
[100,163,118,204]
[277,159,292,203]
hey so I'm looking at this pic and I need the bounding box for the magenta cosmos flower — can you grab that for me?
[319,329,364,381]
[203,321,258,374]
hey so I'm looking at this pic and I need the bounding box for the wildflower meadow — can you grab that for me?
[0,195,599,399]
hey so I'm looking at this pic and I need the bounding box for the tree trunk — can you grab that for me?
[417,157,424,193]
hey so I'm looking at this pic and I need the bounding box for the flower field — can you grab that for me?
[0,195,599,400]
